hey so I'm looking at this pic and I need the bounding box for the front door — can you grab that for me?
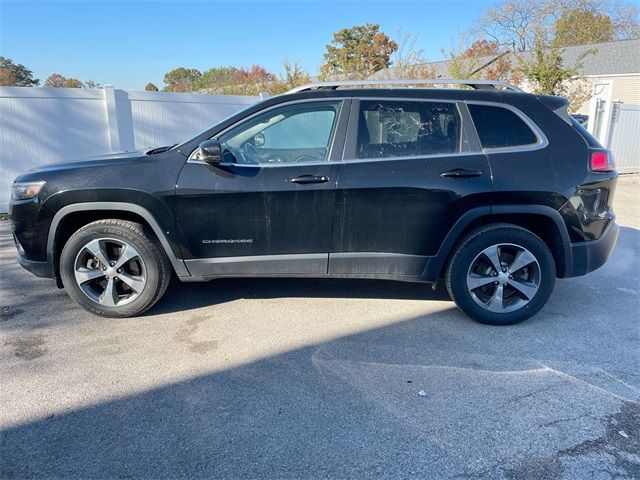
[175,99,349,277]
[330,98,492,277]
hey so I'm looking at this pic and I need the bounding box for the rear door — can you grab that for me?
[175,99,349,277]
[330,98,493,278]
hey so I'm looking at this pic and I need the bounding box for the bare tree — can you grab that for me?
[478,0,639,52]
[44,74,84,88]
[444,34,517,83]
[609,1,640,39]
[44,73,66,87]
[477,0,551,52]
[388,31,437,80]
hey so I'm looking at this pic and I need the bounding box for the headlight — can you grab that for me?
[11,181,46,200]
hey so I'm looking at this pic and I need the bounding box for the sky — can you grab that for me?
[0,0,494,90]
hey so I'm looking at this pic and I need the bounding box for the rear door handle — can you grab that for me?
[288,175,329,184]
[440,169,482,178]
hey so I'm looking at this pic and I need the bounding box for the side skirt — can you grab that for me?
[180,252,434,283]
[180,272,433,284]
[184,253,328,277]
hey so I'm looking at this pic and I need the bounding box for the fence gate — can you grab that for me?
[608,103,640,173]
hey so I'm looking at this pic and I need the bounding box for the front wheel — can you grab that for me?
[60,219,171,317]
[445,224,556,325]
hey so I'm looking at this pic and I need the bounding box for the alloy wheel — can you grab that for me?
[466,243,541,314]
[73,238,147,307]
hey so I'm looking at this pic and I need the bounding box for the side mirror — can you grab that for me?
[254,132,265,147]
[197,139,222,165]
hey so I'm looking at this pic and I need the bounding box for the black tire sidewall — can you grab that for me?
[447,227,556,325]
[60,222,163,317]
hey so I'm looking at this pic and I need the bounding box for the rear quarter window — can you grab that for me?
[468,104,538,149]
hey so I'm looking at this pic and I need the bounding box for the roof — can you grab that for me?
[558,38,640,75]
[371,38,640,80]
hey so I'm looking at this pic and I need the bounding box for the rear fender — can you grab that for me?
[423,205,572,279]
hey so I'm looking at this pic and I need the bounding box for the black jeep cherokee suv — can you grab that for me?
[9,80,619,325]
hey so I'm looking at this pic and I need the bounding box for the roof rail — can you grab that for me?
[287,78,524,94]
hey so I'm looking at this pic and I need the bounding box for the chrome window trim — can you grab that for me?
[465,100,549,153]
[187,159,334,168]
[187,96,549,167]
[339,151,485,166]
[187,98,346,166]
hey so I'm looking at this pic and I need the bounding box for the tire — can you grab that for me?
[60,219,171,317]
[445,224,556,325]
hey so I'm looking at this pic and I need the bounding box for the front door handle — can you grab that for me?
[440,169,482,178]
[288,175,329,184]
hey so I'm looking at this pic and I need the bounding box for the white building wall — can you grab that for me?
[576,74,640,114]
[0,86,257,211]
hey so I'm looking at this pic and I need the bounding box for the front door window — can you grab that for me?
[218,101,342,165]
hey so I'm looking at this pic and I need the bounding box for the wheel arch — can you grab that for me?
[48,202,189,283]
[424,205,573,280]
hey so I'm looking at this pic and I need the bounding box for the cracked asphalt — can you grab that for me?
[0,175,638,479]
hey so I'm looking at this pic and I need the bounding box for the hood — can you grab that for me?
[23,150,146,175]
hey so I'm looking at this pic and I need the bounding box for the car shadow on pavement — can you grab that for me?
[151,276,451,315]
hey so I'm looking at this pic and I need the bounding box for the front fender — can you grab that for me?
[45,199,189,277]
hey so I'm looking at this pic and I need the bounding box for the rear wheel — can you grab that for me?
[445,224,556,325]
[60,219,171,317]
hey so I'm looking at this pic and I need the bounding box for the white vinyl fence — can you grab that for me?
[0,86,258,211]
[607,103,640,173]
[587,85,640,174]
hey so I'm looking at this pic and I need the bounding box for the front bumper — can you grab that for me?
[16,255,54,278]
[13,231,55,279]
[564,220,619,277]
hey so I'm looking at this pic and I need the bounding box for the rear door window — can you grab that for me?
[468,104,538,149]
[356,100,461,159]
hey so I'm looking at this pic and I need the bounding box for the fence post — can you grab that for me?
[103,85,136,152]
[587,81,614,145]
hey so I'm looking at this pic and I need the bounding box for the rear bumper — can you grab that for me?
[564,220,619,277]
[16,255,54,278]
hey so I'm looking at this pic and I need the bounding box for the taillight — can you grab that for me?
[590,150,615,172]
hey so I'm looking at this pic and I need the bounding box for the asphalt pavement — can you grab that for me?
[1,175,638,479]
